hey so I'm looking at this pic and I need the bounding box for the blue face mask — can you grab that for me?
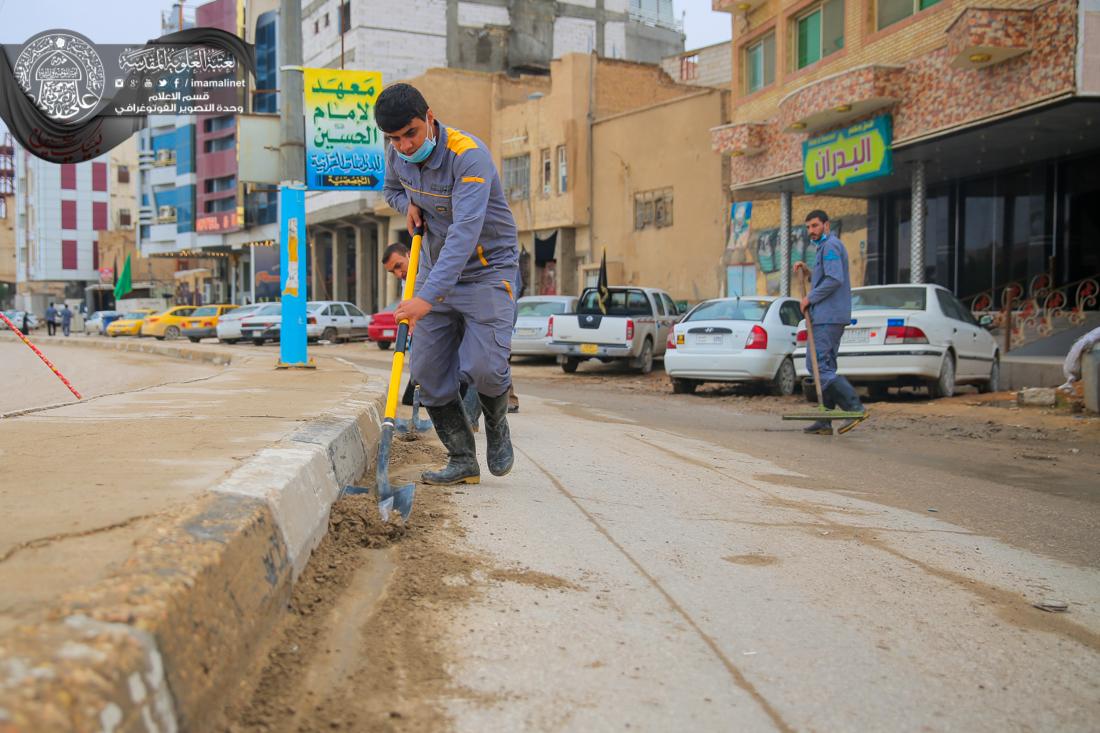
[396,118,436,164]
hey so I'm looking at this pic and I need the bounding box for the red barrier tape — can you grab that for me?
[0,312,83,400]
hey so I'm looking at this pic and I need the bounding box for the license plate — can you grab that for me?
[580,343,599,355]
[517,328,541,337]
[693,335,723,345]
[383,330,395,337]
[842,328,871,344]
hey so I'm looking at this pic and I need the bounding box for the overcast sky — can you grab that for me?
[1,0,729,51]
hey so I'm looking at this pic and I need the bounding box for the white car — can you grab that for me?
[664,296,803,395]
[307,301,371,343]
[512,295,578,357]
[215,304,265,344]
[238,303,283,345]
[2,310,39,332]
[83,310,120,335]
[793,284,1000,399]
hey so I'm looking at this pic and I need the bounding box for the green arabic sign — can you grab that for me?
[803,115,893,194]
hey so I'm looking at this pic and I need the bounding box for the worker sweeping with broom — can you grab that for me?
[796,209,868,435]
[378,82,519,484]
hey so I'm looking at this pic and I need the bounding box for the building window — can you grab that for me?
[93,241,100,270]
[324,12,329,27]
[62,240,77,270]
[93,201,107,231]
[92,162,107,192]
[878,0,941,30]
[745,33,776,93]
[339,1,351,33]
[204,196,236,214]
[204,175,236,193]
[557,145,567,194]
[203,135,235,153]
[680,53,699,81]
[797,0,844,69]
[61,164,76,189]
[255,12,279,113]
[118,208,132,227]
[313,19,319,34]
[0,197,6,219]
[634,188,674,230]
[502,154,530,201]
[158,205,178,223]
[117,165,130,183]
[541,148,552,197]
[61,200,76,230]
[203,115,235,133]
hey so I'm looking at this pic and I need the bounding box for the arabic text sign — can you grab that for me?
[304,68,384,190]
[802,115,893,194]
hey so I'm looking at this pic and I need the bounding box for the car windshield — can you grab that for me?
[517,300,570,317]
[124,312,148,320]
[577,290,651,316]
[684,299,770,322]
[852,287,927,311]
[191,306,218,317]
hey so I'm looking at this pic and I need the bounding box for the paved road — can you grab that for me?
[327,345,1100,731]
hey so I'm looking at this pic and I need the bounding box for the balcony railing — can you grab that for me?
[965,273,1100,351]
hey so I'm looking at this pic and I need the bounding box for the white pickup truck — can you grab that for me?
[548,286,682,374]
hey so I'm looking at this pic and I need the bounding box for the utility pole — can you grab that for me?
[279,0,305,185]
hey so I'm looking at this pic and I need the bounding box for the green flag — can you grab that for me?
[114,254,132,302]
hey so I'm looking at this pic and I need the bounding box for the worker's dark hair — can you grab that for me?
[805,209,829,223]
[375,83,429,133]
[381,242,409,265]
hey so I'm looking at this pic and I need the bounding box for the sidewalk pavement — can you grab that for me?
[0,336,385,732]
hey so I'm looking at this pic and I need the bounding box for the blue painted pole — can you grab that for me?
[278,183,311,367]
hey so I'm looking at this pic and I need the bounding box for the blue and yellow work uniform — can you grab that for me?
[383,122,520,406]
[805,233,852,390]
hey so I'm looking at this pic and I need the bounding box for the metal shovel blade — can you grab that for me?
[396,386,433,435]
[375,423,415,522]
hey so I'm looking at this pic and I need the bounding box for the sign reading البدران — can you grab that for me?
[304,68,384,190]
[802,115,893,194]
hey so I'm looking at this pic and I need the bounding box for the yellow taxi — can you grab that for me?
[106,309,157,337]
[140,306,197,340]
[180,304,237,343]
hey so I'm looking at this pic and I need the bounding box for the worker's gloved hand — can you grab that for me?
[394,296,432,333]
[406,204,423,236]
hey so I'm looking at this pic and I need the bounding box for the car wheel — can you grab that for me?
[165,326,180,339]
[771,358,797,396]
[223,338,239,345]
[561,357,580,374]
[672,378,697,395]
[978,356,1000,394]
[928,352,957,399]
[377,341,391,350]
[636,339,654,374]
[188,337,201,343]
[321,327,337,342]
[802,379,818,403]
[253,338,265,346]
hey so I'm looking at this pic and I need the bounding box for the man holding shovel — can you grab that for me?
[379,83,519,484]
[796,210,867,435]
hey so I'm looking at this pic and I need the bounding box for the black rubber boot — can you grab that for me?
[803,383,837,435]
[460,382,482,432]
[422,401,480,485]
[831,378,868,435]
[478,390,514,477]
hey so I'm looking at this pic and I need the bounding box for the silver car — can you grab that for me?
[512,295,578,357]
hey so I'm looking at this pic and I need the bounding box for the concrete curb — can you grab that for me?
[0,382,385,732]
[0,333,235,366]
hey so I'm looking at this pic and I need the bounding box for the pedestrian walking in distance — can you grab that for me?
[60,304,73,337]
[45,302,57,336]
[379,82,519,485]
[796,210,867,435]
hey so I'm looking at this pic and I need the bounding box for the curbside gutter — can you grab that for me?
[0,384,385,732]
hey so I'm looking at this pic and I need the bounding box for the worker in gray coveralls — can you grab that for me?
[796,209,867,435]
[379,83,519,485]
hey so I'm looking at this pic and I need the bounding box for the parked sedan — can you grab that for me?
[215,304,265,344]
[307,301,371,343]
[238,303,283,345]
[368,303,398,349]
[83,310,122,335]
[181,304,238,342]
[664,296,803,395]
[140,306,196,340]
[2,310,39,332]
[793,284,1000,399]
[512,295,578,358]
[107,310,156,337]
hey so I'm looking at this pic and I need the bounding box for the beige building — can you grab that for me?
[0,194,14,301]
[660,41,733,89]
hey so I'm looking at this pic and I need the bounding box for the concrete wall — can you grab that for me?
[0,194,14,285]
[660,42,733,89]
[591,90,729,302]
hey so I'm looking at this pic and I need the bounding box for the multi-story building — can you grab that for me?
[709,0,1100,313]
[300,0,687,314]
[0,133,14,308]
